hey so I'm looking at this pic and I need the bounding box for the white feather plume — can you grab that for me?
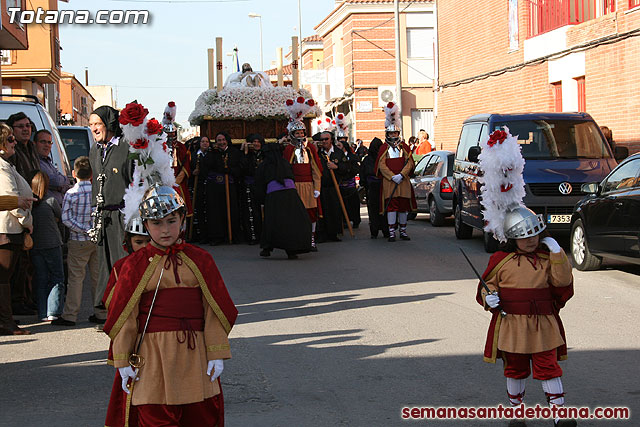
[162,102,176,126]
[384,102,401,129]
[334,113,348,133]
[478,126,526,243]
[122,111,176,226]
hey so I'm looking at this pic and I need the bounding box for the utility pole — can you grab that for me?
[394,0,403,120]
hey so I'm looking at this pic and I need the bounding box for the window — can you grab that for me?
[456,123,483,161]
[604,0,616,13]
[423,157,442,176]
[528,0,596,38]
[602,159,640,193]
[414,155,431,176]
[406,27,434,84]
[551,82,563,112]
[411,109,434,140]
[54,39,61,69]
[575,76,586,112]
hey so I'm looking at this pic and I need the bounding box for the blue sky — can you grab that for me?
[59,0,335,125]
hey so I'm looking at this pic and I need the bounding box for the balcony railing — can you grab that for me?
[528,0,596,38]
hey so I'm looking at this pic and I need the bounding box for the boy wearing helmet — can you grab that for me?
[476,129,576,427]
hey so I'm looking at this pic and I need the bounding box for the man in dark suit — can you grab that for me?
[88,106,131,324]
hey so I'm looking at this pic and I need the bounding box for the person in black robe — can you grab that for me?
[335,137,361,229]
[316,131,348,242]
[204,131,242,245]
[360,138,389,239]
[239,134,264,245]
[255,143,311,259]
[189,136,211,243]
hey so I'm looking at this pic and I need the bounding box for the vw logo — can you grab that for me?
[558,182,573,195]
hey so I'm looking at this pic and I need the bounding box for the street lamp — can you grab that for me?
[248,13,263,71]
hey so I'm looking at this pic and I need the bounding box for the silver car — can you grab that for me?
[409,151,455,226]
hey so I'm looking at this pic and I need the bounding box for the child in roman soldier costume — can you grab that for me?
[163,101,193,219]
[282,97,323,251]
[475,129,576,427]
[375,102,417,242]
[103,103,237,427]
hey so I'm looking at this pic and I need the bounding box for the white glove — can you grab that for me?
[541,237,562,253]
[392,174,403,185]
[313,190,320,198]
[206,359,224,382]
[118,366,139,394]
[485,293,500,309]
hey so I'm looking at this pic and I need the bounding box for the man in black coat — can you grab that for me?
[88,106,131,323]
[316,131,348,242]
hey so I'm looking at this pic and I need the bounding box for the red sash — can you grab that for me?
[137,288,204,333]
[291,163,313,182]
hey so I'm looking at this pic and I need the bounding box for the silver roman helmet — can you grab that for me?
[139,184,185,220]
[125,214,149,236]
[503,207,546,240]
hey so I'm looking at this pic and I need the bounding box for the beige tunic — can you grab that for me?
[482,250,573,354]
[377,146,415,201]
[112,253,231,406]
[289,146,322,209]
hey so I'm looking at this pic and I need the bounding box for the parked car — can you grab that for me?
[59,125,94,166]
[570,153,640,271]
[452,112,628,252]
[0,95,72,181]
[409,150,454,226]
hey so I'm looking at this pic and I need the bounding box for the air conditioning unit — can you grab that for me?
[377,85,397,107]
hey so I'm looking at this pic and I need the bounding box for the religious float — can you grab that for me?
[189,38,321,143]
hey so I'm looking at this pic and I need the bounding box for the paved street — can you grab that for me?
[1,210,638,427]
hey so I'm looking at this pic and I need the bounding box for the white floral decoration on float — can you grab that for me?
[189,86,322,125]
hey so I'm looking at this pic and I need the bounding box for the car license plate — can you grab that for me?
[547,214,571,224]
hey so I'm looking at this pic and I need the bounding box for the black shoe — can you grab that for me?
[12,304,36,315]
[388,236,396,242]
[400,234,411,241]
[370,234,377,239]
[260,249,271,257]
[88,315,106,324]
[51,318,76,326]
[353,222,360,229]
[286,252,298,260]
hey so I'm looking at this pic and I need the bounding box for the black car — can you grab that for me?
[570,153,640,271]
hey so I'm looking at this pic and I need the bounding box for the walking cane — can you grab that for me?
[223,155,233,243]
[324,153,355,238]
[188,156,199,241]
[383,145,416,215]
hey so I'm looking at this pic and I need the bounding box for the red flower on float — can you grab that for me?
[168,101,176,108]
[296,96,305,104]
[487,130,508,147]
[119,102,149,126]
[286,99,294,106]
[146,118,163,135]
[387,102,395,109]
[131,138,149,150]
[306,99,315,107]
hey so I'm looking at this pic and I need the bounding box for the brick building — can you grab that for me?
[59,71,95,126]
[314,0,435,143]
[435,0,640,154]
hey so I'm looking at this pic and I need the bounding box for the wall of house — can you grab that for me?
[436,0,640,153]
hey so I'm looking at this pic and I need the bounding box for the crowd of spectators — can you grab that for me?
[0,112,98,335]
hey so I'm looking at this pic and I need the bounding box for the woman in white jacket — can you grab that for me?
[0,123,33,335]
